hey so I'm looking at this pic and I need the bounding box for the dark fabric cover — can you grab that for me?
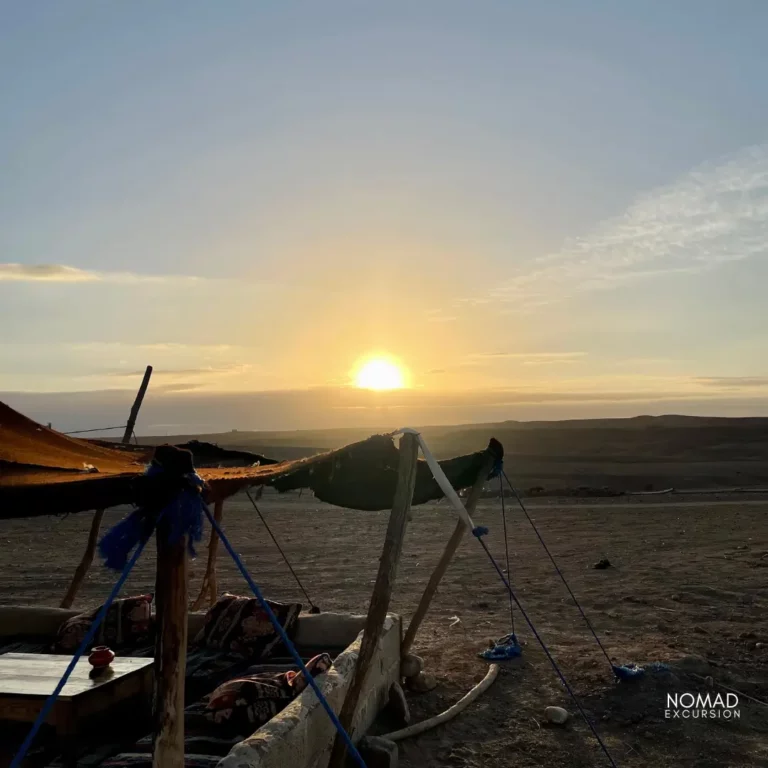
[203,652,332,733]
[185,647,256,703]
[53,594,153,653]
[193,594,301,659]
[0,401,503,518]
[110,654,333,766]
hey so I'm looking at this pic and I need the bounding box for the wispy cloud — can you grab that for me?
[69,342,242,353]
[695,376,768,389]
[0,263,201,284]
[423,309,457,323]
[490,143,768,308]
[465,351,586,365]
[107,364,250,378]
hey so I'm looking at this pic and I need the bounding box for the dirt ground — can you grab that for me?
[2,493,767,767]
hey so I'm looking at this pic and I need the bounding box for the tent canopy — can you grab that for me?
[0,402,502,519]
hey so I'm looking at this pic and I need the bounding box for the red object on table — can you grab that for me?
[88,646,115,669]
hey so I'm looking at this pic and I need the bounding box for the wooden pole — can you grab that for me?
[59,509,105,609]
[401,450,496,655]
[328,432,419,768]
[153,515,189,768]
[122,365,153,444]
[191,499,224,611]
[60,366,153,609]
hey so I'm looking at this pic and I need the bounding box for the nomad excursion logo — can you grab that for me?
[665,692,740,719]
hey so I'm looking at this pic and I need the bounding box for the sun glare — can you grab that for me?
[354,358,406,391]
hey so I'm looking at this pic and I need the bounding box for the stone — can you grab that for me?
[400,653,424,679]
[358,736,398,768]
[545,706,569,724]
[756,642,765,650]
[387,682,410,725]
[406,671,438,693]
[705,676,714,687]
[593,558,611,570]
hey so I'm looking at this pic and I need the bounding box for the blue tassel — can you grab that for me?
[165,477,205,558]
[99,466,205,571]
[99,509,148,571]
[489,457,504,479]
[472,525,489,538]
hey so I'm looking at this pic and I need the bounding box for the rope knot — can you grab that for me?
[99,445,206,570]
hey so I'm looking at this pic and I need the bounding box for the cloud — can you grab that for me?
[107,364,251,378]
[490,143,768,308]
[695,376,768,389]
[0,263,201,284]
[423,309,457,323]
[465,351,586,365]
[68,342,242,354]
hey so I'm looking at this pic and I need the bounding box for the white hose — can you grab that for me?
[380,664,500,741]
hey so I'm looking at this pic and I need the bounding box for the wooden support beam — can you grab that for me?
[60,367,153,609]
[60,508,104,609]
[152,516,189,768]
[401,450,496,655]
[328,432,419,768]
[191,499,224,611]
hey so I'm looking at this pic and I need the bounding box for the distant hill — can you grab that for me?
[126,415,768,492]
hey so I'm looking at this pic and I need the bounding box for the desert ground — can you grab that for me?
[1,491,767,767]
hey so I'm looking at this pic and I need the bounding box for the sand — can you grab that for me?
[1,494,767,767]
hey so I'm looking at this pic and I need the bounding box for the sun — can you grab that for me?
[354,358,406,390]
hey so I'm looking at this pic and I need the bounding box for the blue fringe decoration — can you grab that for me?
[489,457,504,479]
[99,466,205,571]
[480,633,522,661]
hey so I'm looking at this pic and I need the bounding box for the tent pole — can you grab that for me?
[401,450,495,655]
[191,499,224,611]
[152,514,188,768]
[328,432,419,768]
[122,365,153,444]
[60,366,153,609]
[59,509,104,609]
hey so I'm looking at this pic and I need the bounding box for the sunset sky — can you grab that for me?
[2,2,768,433]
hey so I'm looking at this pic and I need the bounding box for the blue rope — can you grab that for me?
[501,469,617,677]
[498,473,515,635]
[202,504,368,768]
[471,528,618,768]
[11,529,152,768]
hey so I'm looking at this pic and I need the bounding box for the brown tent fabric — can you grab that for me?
[0,401,502,519]
[0,402,153,478]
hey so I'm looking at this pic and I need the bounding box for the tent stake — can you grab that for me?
[191,499,224,610]
[328,432,419,768]
[153,514,188,768]
[60,366,153,609]
[401,450,495,655]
